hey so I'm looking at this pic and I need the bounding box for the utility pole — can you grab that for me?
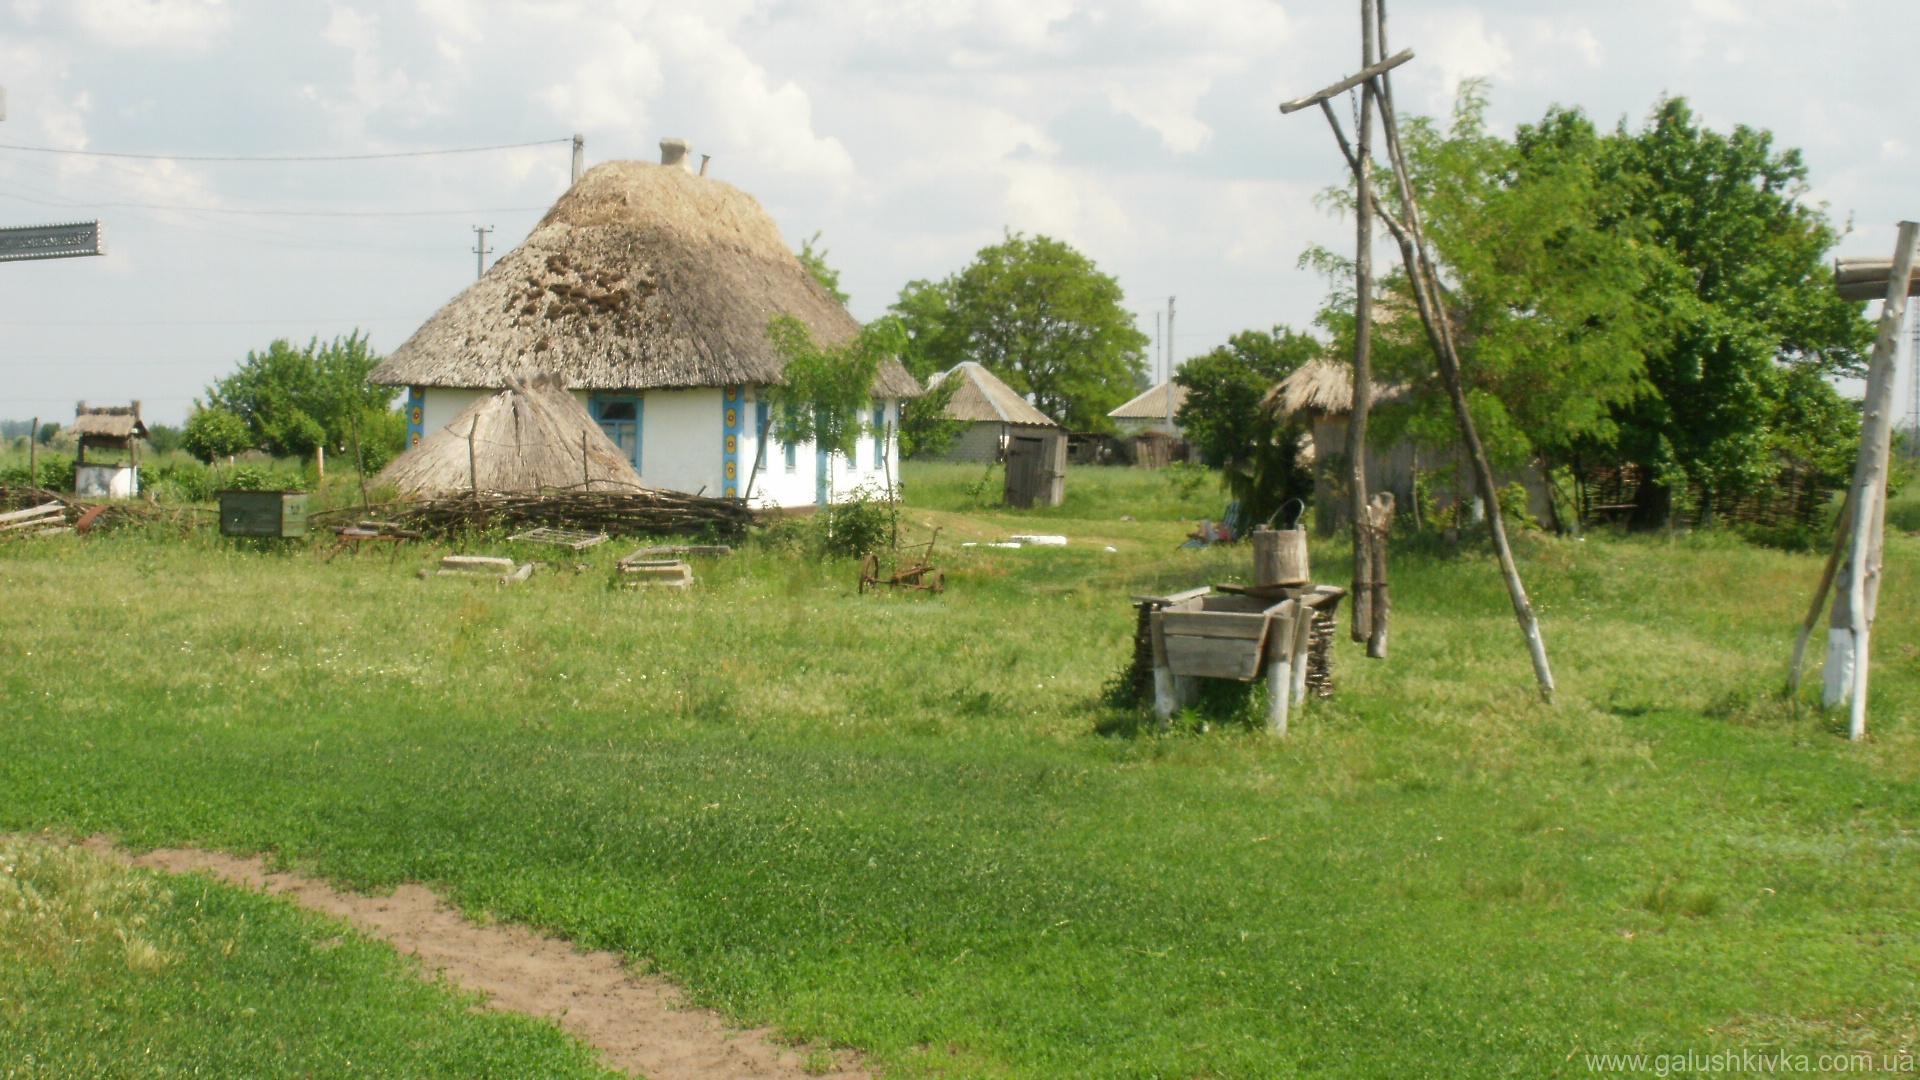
[1165,296,1176,432]
[1909,304,1919,460]
[571,134,584,185]
[471,225,493,280]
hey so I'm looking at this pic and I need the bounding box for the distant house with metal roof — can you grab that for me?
[924,361,1060,463]
[1107,380,1187,437]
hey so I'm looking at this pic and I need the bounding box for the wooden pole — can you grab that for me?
[1266,605,1297,736]
[1348,0,1378,646]
[315,444,325,483]
[348,411,370,510]
[582,431,590,490]
[1366,492,1395,658]
[467,417,479,496]
[26,416,37,487]
[1371,20,1554,702]
[1823,221,1918,738]
[1788,485,1853,696]
[741,398,774,505]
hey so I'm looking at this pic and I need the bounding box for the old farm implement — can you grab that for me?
[859,527,945,595]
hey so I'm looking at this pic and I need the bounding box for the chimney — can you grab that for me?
[698,153,711,177]
[659,137,691,171]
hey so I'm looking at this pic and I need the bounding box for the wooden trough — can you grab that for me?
[1145,585,1345,735]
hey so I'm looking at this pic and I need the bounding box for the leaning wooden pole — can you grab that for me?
[1823,221,1917,738]
[1372,42,1554,703]
[1787,485,1853,696]
[1346,0,1379,645]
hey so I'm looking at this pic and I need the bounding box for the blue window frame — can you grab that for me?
[589,393,643,474]
[871,402,885,472]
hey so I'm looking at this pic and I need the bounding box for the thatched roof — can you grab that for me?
[370,161,920,398]
[376,375,645,498]
[71,403,146,442]
[926,362,1058,427]
[1262,359,1408,420]
[1108,379,1186,420]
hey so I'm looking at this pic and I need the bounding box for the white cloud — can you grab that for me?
[67,0,229,51]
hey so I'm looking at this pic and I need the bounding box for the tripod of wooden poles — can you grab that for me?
[1278,0,1555,702]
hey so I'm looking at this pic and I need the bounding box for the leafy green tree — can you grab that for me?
[36,422,58,446]
[144,423,184,456]
[798,231,849,306]
[1176,326,1321,526]
[888,278,954,382]
[1600,98,1872,525]
[889,232,1148,431]
[202,332,403,467]
[898,376,965,459]
[764,314,905,459]
[181,407,252,463]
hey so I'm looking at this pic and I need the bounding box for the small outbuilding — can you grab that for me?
[1107,379,1187,438]
[924,361,1061,464]
[377,374,645,498]
[71,401,147,498]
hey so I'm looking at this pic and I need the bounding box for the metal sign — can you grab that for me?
[0,220,105,263]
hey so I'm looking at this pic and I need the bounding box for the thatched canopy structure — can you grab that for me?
[377,375,644,497]
[1108,380,1187,422]
[71,402,147,445]
[927,362,1057,427]
[370,161,919,398]
[1262,359,1409,420]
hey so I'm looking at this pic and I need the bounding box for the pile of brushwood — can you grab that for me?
[0,486,205,534]
[315,489,755,539]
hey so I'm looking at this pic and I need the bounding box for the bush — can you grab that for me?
[216,463,306,493]
[145,460,215,503]
[182,408,253,463]
[823,485,894,559]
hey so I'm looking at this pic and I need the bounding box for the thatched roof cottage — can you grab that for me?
[370,140,921,508]
[923,361,1060,463]
[1265,358,1555,533]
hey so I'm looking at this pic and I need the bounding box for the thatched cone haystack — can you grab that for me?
[369,160,920,397]
[377,375,644,497]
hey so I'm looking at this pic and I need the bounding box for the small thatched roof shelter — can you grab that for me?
[1262,359,1408,420]
[71,402,147,445]
[927,362,1058,427]
[377,375,644,497]
[369,160,919,398]
[1108,380,1187,423]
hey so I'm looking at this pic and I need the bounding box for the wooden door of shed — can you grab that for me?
[1004,433,1065,508]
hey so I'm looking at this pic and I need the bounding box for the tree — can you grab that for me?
[201,331,404,469]
[763,314,905,459]
[888,278,954,382]
[1601,98,1872,526]
[1308,86,1668,476]
[1176,326,1320,525]
[36,422,58,446]
[798,231,849,306]
[898,376,965,459]
[181,407,252,463]
[144,423,184,456]
[889,232,1148,431]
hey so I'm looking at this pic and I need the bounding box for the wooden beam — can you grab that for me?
[1278,48,1414,114]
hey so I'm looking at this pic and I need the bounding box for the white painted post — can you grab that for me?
[1267,608,1297,736]
[1290,599,1314,705]
[1824,221,1918,739]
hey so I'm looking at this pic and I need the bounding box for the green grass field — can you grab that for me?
[2,464,1917,1077]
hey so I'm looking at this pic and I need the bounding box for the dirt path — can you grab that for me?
[84,838,864,1080]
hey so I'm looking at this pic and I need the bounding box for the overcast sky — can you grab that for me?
[2,0,1915,426]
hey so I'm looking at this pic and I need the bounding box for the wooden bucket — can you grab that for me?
[1252,502,1309,587]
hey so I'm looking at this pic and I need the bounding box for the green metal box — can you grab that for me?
[218,490,309,538]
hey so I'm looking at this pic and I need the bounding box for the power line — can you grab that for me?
[0,191,546,219]
[0,137,572,163]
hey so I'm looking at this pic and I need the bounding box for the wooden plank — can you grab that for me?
[1160,611,1269,640]
[0,501,62,525]
[1278,48,1414,113]
[1165,634,1262,680]
[441,555,516,571]
[1132,586,1211,606]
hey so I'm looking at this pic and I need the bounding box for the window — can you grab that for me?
[589,394,643,473]
[871,402,886,472]
[754,399,771,475]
